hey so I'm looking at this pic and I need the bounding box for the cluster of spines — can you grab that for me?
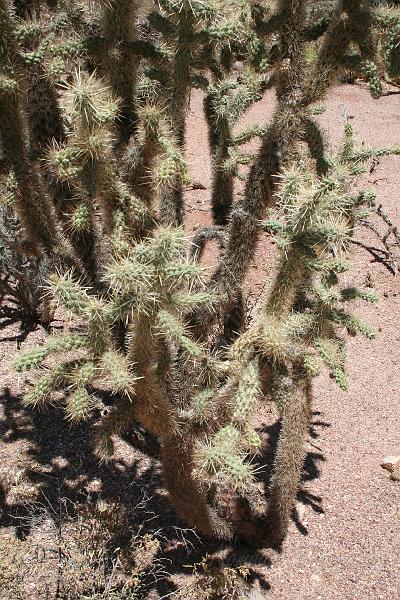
[15,227,215,427]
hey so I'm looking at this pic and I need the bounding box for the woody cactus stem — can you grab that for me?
[265,368,312,544]
[100,0,139,143]
[0,86,57,254]
[27,64,65,153]
[125,104,182,219]
[127,306,230,537]
[259,247,312,545]
[126,313,174,437]
[203,92,233,226]
[158,1,197,226]
[161,435,232,538]
[0,0,58,255]
[169,3,194,149]
[125,106,161,209]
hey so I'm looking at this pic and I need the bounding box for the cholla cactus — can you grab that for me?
[5,0,400,548]
[192,124,399,544]
[15,126,399,543]
[15,226,231,536]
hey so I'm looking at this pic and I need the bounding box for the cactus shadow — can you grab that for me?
[0,386,179,592]
[0,306,39,345]
[0,386,171,520]
[0,386,273,595]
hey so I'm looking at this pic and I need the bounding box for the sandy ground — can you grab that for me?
[1,84,399,599]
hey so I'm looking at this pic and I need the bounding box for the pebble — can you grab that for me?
[381,455,400,473]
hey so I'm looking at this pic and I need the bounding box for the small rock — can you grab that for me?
[295,501,307,522]
[227,575,264,600]
[239,583,265,600]
[390,462,400,482]
[381,455,400,473]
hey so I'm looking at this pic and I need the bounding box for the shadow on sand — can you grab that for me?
[0,323,330,597]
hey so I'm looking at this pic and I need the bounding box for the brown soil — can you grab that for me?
[1,84,400,599]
